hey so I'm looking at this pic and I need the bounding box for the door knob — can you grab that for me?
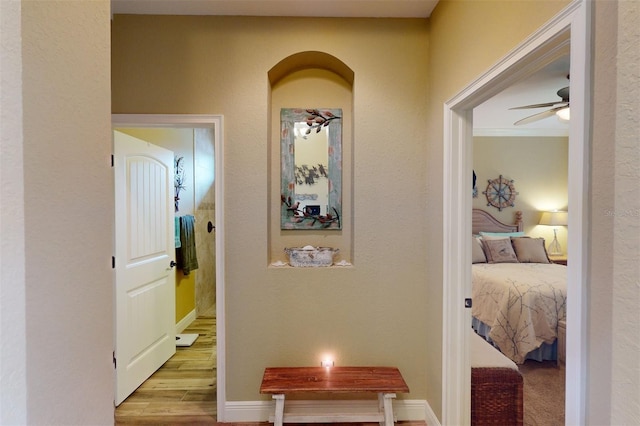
[169,260,177,268]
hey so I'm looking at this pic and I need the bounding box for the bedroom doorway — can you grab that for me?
[442,2,591,425]
[111,114,226,419]
[472,53,570,424]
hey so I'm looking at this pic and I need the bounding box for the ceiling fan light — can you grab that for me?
[556,106,570,121]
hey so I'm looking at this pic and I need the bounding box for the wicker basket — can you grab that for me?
[471,367,523,425]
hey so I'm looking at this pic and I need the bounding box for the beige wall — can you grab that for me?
[473,136,569,253]
[0,0,113,424]
[112,16,432,404]
[1,1,27,422]
[590,0,640,423]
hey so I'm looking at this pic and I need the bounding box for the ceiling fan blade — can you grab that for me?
[510,101,568,110]
[513,106,566,126]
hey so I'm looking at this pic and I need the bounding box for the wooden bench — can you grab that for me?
[260,366,409,426]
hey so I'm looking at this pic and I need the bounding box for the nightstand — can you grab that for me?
[549,255,567,265]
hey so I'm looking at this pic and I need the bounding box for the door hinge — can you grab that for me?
[111,154,114,167]
[464,298,472,308]
[112,256,115,269]
[113,351,116,368]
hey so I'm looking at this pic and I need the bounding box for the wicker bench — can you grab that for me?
[471,332,523,425]
[260,366,409,426]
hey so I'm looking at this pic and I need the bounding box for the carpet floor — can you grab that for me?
[520,360,565,426]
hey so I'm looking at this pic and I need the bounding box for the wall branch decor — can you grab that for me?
[281,195,341,228]
[174,156,185,212]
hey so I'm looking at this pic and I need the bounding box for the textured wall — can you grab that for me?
[610,2,640,421]
[19,0,114,423]
[589,0,640,424]
[0,0,27,423]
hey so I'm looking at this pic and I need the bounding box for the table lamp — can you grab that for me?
[539,210,568,255]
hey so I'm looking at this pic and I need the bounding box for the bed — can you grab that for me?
[471,331,523,425]
[471,208,567,364]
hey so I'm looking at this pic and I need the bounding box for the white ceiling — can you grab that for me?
[474,56,571,137]
[111,0,440,18]
[111,0,570,137]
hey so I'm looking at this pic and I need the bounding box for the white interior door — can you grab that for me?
[114,130,176,406]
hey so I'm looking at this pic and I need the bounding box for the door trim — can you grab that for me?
[112,114,226,420]
[441,1,590,424]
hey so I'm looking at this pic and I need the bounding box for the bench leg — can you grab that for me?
[272,394,285,426]
[378,392,396,426]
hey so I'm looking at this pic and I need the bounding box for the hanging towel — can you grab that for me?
[177,215,198,275]
[174,216,181,248]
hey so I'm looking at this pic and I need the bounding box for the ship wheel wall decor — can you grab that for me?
[483,175,518,211]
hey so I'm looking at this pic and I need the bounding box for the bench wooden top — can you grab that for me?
[260,366,409,394]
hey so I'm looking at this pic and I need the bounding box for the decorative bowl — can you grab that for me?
[284,245,339,267]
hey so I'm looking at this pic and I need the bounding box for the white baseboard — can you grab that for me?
[175,309,196,334]
[423,400,441,426]
[222,399,437,423]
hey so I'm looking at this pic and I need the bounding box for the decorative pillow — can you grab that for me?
[479,231,525,238]
[511,237,550,263]
[478,236,505,262]
[472,237,487,263]
[482,238,519,263]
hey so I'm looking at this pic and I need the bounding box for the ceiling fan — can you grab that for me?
[510,83,570,125]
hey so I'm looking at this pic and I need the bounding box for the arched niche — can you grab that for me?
[268,51,354,86]
[268,51,354,266]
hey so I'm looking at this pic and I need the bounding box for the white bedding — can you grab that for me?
[472,263,567,364]
[471,331,518,370]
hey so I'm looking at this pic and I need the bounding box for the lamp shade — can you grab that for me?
[539,211,568,226]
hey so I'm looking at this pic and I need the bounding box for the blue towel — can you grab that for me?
[174,217,181,248]
[177,215,198,275]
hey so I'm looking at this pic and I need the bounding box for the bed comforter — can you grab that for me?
[472,263,567,364]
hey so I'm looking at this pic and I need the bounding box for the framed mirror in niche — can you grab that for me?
[281,108,342,230]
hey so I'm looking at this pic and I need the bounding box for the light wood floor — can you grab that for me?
[115,316,217,425]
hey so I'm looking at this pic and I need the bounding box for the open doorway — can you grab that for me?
[472,54,570,424]
[112,114,225,421]
[441,2,590,425]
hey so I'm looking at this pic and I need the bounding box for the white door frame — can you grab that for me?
[441,1,591,425]
[112,114,226,420]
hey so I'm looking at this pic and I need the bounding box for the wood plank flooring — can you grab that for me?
[115,316,217,425]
